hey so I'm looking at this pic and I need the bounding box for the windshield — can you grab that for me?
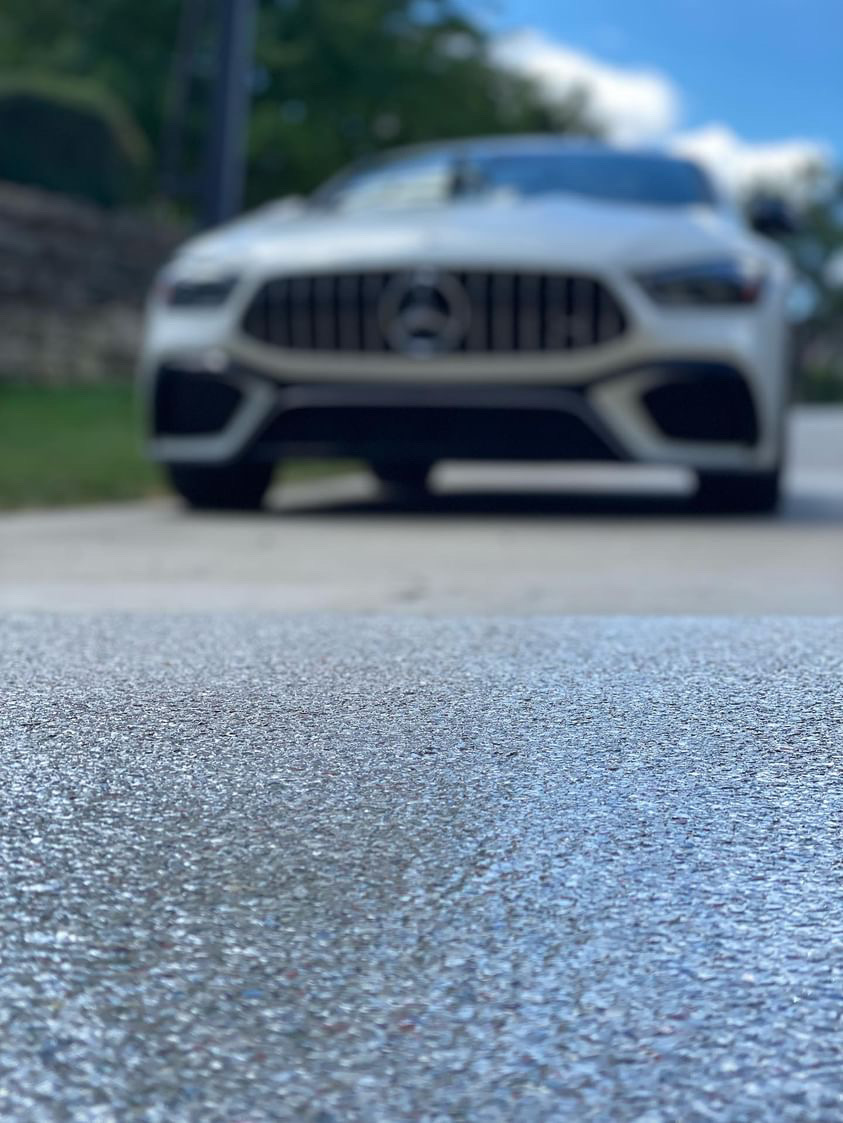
[313,148,717,213]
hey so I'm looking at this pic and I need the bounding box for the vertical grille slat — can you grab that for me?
[259,279,274,346]
[570,277,592,350]
[519,274,541,352]
[538,276,549,349]
[464,272,487,352]
[337,274,359,351]
[543,276,563,350]
[281,279,293,347]
[363,274,385,352]
[288,276,310,349]
[491,273,514,352]
[568,276,580,349]
[243,269,626,354]
[313,274,336,350]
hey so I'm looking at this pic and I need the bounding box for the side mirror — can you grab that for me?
[747,197,798,238]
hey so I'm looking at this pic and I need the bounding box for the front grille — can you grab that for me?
[241,269,626,355]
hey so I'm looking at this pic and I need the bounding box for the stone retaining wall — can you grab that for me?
[0,181,183,383]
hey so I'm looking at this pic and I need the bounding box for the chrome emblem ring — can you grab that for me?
[379,269,470,357]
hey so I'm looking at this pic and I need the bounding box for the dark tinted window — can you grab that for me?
[314,147,716,212]
[468,152,715,207]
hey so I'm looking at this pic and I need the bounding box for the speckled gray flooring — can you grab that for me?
[2,614,843,1122]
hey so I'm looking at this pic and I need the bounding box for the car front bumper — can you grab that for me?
[143,356,779,472]
[140,255,791,474]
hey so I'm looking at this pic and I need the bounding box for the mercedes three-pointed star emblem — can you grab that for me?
[378,269,471,357]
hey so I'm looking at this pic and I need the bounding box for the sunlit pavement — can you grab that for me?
[2,615,842,1121]
[3,410,842,1119]
[1,405,841,613]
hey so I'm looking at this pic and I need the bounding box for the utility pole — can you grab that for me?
[161,0,209,203]
[202,0,257,227]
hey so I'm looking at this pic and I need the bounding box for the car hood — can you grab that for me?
[173,194,770,277]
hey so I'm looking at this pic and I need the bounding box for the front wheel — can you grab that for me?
[166,462,274,510]
[694,467,781,513]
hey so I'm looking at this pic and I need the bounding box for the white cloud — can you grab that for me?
[490,28,833,198]
[672,124,832,198]
[490,28,680,143]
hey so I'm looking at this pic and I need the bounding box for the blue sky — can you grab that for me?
[470,0,841,179]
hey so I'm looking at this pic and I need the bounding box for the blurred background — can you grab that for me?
[0,0,840,510]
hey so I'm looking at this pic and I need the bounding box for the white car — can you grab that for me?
[140,136,794,511]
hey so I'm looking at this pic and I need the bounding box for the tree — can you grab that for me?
[0,74,150,206]
[247,0,596,202]
[788,175,843,399]
[0,0,597,211]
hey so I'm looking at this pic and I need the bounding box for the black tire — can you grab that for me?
[166,462,274,510]
[694,467,781,513]
[370,460,433,493]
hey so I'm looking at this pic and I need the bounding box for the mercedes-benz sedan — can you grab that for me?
[140,137,793,511]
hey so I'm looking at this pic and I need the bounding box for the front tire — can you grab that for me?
[166,462,274,510]
[694,467,781,513]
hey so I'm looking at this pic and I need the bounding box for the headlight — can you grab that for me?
[156,268,241,308]
[636,258,765,306]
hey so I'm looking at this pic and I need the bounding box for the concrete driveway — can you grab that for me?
[1,405,841,613]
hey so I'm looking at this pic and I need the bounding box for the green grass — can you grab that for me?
[0,383,356,509]
[799,366,843,404]
[8,373,839,510]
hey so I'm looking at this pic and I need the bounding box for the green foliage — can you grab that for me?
[0,382,355,508]
[796,177,843,313]
[248,0,596,201]
[0,73,151,206]
[799,366,843,403]
[0,0,596,211]
[0,0,184,156]
[786,175,843,398]
[0,383,159,507]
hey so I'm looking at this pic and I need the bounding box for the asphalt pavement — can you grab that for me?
[2,407,843,1120]
[1,405,842,614]
[2,614,843,1121]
